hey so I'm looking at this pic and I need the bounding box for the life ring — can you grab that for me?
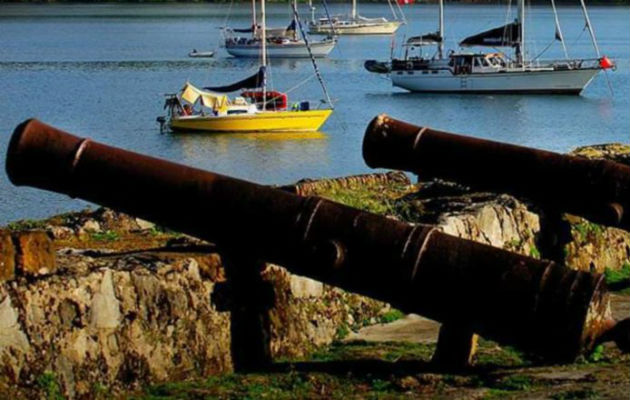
[406,61,414,70]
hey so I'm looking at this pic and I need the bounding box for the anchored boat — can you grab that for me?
[308,0,405,35]
[224,0,336,58]
[188,49,214,58]
[365,0,614,94]
[162,0,334,133]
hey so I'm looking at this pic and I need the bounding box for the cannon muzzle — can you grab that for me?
[363,114,630,231]
[5,119,620,362]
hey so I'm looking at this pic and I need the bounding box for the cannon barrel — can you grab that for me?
[5,119,618,361]
[363,114,630,231]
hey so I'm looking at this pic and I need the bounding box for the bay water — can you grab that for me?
[0,3,628,223]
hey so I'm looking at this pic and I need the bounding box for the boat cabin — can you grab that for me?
[449,53,507,74]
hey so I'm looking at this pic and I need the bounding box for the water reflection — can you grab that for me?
[168,131,330,182]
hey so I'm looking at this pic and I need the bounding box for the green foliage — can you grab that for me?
[551,388,599,400]
[370,378,392,392]
[318,186,395,215]
[587,344,606,363]
[573,221,604,242]
[496,374,532,391]
[335,323,350,340]
[148,224,180,237]
[475,339,529,367]
[529,245,541,259]
[481,388,513,400]
[36,371,65,400]
[5,218,47,231]
[91,383,111,399]
[604,263,630,286]
[309,340,435,364]
[90,230,120,242]
[378,309,405,324]
[604,263,630,294]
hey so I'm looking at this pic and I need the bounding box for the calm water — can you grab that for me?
[0,3,628,223]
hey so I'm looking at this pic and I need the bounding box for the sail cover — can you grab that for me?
[204,67,266,93]
[180,83,229,111]
[459,22,521,47]
[406,32,443,46]
[233,26,255,33]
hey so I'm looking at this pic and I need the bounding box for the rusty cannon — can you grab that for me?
[5,119,629,367]
[363,114,630,232]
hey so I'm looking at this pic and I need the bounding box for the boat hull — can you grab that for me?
[390,68,600,94]
[188,51,214,58]
[170,109,333,133]
[225,40,336,58]
[309,21,402,35]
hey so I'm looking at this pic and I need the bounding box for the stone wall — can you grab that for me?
[0,210,387,399]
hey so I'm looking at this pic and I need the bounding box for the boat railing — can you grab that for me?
[525,57,603,70]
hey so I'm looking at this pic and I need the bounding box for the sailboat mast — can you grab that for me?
[252,0,257,36]
[578,0,601,57]
[517,0,525,65]
[292,0,299,40]
[352,0,357,20]
[550,0,569,59]
[261,0,267,106]
[308,0,315,24]
[438,0,444,59]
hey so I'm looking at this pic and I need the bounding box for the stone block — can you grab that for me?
[289,274,324,298]
[13,230,56,277]
[0,231,15,281]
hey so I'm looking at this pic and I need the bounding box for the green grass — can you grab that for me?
[335,323,350,340]
[551,388,599,400]
[318,186,396,215]
[495,374,532,391]
[308,340,435,364]
[378,309,405,324]
[36,371,65,400]
[126,337,630,400]
[572,221,605,243]
[89,230,120,242]
[5,218,47,231]
[133,371,399,400]
[481,388,514,400]
[475,339,529,368]
[604,263,630,285]
[587,344,606,363]
[604,263,630,295]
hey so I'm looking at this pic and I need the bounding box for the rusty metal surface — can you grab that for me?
[363,114,630,232]
[5,119,619,361]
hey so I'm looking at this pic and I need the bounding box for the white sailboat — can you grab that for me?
[365,0,615,94]
[308,0,405,35]
[224,0,337,58]
[162,0,333,133]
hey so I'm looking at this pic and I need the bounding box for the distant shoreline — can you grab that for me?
[1,0,628,4]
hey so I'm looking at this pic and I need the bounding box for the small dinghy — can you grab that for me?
[188,49,215,58]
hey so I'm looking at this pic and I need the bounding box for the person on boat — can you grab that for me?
[182,104,193,116]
